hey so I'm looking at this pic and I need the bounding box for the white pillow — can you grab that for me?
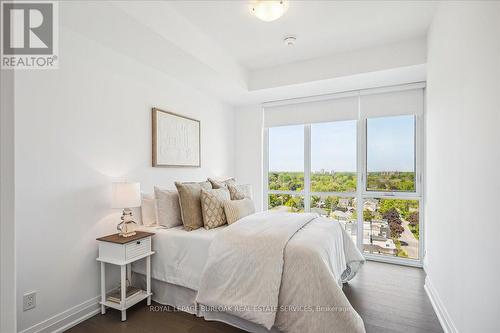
[154,187,183,228]
[223,198,255,225]
[141,194,158,226]
[227,183,253,200]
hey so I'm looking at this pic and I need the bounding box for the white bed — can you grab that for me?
[132,211,365,333]
[132,224,277,332]
[133,225,222,290]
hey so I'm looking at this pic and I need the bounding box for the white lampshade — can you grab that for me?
[111,182,141,209]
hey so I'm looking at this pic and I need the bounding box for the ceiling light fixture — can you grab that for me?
[250,0,289,22]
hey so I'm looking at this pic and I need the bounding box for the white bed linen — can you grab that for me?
[196,211,365,333]
[132,225,224,290]
[133,274,281,333]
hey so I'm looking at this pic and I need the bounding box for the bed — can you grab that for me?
[132,211,366,333]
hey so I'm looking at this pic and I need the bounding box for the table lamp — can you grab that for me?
[111,182,141,237]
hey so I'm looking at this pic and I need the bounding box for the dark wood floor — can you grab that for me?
[67,261,443,333]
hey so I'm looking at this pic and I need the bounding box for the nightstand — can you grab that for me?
[96,231,155,321]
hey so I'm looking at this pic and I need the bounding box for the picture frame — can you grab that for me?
[152,108,201,167]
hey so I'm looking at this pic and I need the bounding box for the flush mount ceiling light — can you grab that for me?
[250,0,289,22]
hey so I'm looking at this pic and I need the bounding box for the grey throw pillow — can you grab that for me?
[201,188,230,229]
[175,181,212,231]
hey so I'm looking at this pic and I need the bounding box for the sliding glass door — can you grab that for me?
[263,86,424,266]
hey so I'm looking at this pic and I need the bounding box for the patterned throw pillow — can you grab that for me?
[223,198,255,225]
[201,188,230,229]
[227,183,253,200]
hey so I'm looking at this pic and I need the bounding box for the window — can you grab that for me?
[310,195,357,243]
[269,194,304,213]
[268,125,304,191]
[311,121,357,193]
[366,115,416,192]
[362,198,419,259]
[264,86,424,266]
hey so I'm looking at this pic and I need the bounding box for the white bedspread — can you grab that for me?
[132,225,223,290]
[196,211,366,333]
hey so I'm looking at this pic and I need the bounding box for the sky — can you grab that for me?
[269,116,415,172]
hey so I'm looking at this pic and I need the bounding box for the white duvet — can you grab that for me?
[133,225,223,290]
[196,211,366,333]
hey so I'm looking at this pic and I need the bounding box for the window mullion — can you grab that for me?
[356,116,366,252]
[304,124,311,212]
[263,127,269,211]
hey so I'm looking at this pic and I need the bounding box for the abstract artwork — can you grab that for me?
[152,108,200,167]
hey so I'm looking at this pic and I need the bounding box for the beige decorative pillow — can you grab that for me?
[154,187,182,228]
[224,198,255,225]
[208,177,236,189]
[227,183,253,200]
[175,181,212,231]
[201,188,230,229]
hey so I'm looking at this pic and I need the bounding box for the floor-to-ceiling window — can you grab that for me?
[268,125,305,213]
[363,115,421,261]
[263,84,424,266]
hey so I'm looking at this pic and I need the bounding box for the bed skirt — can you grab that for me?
[133,273,281,333]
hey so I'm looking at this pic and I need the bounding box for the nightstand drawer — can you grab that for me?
[98,234,152,263]
[125,237,150,260]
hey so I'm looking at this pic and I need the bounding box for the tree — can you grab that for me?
[389,221,404,238]
[383,208,404,238]
[383,207,400,222]
[363,210,374,221]
[409,211,419,226]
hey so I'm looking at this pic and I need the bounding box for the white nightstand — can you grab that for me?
[96,231,155,321]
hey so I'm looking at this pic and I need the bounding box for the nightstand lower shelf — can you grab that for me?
[100,290,152,311]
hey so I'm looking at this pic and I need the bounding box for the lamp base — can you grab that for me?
[117,209,137,237]
[119,230,137,237]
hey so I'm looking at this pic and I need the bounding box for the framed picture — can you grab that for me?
[152,108,201,167]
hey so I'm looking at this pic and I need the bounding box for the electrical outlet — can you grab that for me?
[23,291,36,311]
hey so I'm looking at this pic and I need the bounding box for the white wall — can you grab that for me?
[249,37,427,91]
[425,2,500,332]
[14,22,235,333]
[234,106,264,212]
[1,70,17,333]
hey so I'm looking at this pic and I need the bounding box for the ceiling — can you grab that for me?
[169,1,437,70]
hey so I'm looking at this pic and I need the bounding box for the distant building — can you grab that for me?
[363,199,378,212]
[331,210,353,221]
[362,219,396,255]
[315,200,326,208]
[338,198,350,208]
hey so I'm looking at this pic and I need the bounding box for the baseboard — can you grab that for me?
[20,288,118,333]
[424,276,458,333]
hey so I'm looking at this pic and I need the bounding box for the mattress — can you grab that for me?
[132,225,225,290]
